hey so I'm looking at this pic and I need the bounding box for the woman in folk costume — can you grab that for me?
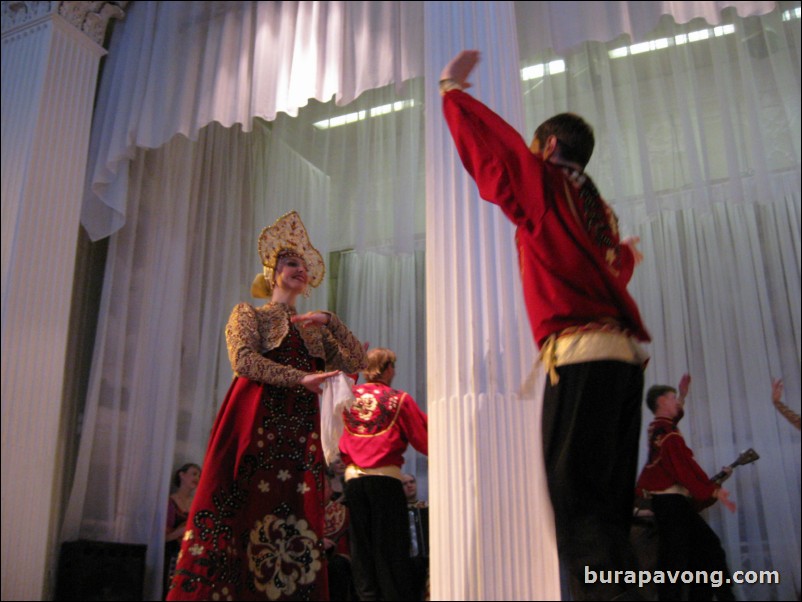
[168,211,367,601]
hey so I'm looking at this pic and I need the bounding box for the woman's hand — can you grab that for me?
[301,370,341,394]
[291,311,330,328]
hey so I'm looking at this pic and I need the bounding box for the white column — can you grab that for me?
[423,2,561,600]
[1,2,118,599]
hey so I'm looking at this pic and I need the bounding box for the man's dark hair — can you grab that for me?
[645,385,676,413]
[534,113,595,168]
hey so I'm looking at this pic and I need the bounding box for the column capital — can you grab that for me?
[2,1,128,45]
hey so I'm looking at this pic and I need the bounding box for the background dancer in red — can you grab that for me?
[636,375,737,601]
[339,348,428,601]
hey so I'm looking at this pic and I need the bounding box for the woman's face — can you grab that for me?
[180,466,201,490]
[274,255,309,294]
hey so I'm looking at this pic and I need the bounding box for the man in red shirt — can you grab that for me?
[636,376,736,601]
[441,50,651,600]
[339,348,428,601]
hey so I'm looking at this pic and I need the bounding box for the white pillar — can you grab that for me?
[424,2,560,600]
[1,2,121,599]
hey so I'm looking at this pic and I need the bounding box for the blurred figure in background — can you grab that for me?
[163,463,200,599]
[402,473,429,600]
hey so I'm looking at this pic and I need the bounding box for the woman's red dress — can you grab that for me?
[168,303,364,601]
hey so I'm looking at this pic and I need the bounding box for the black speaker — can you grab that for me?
[55,540,147,601]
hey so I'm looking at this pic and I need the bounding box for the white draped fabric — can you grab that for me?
[61,0,798,600]
[516,1,778,56]
[80,0,425,242]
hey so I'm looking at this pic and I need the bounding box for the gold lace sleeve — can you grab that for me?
[320,313,367,373]
[225,303,307,387]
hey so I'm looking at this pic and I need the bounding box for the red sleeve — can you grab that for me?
[659,433,717,501]
[398,393,428,456]
[442,90,546,228]
[617,243,635,284]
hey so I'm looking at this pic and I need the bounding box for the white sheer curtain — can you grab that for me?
[516,1,778,56]
[80,0,424,242]
[515,2,801,598]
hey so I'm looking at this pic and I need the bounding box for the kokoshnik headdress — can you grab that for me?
[250,211,325,298]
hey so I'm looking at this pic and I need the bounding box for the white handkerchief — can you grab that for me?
[319,372,356,465]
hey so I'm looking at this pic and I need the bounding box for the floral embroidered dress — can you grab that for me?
[168,302,365,601]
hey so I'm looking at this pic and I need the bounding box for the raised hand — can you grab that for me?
[440,50,481,88]
[678,373,691,401]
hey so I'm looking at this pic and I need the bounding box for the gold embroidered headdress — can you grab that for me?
[251,211,325,298]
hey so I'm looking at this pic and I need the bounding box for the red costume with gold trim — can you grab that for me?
[339,382,428,469]
[636,417,718,502]
[635,416,735,600]
[442,85,649,600]
[339,381,427,600]
[442,89,650,348]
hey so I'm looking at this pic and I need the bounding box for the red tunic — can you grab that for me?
[636,417,718,502]
[442,90,650,348]
[339,382,428,469]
